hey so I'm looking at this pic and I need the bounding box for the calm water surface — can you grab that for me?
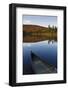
[23,40,57,74]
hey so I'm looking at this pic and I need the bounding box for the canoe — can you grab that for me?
[31,52,57,74]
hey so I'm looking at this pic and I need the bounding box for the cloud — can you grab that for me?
[23,20,48,27]
[23,20,32,24]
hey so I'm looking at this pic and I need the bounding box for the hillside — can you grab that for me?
[23,24,57,42]
[23,24,48,32]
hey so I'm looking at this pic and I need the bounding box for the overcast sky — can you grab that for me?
[23,15,57,27]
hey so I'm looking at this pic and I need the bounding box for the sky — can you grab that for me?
[23,15,57,27]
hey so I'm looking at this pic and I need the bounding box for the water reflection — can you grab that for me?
[23,40,57,75]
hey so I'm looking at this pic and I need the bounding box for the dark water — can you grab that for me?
[23,40,57,75]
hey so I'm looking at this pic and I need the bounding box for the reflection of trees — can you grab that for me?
[23,31,32,36]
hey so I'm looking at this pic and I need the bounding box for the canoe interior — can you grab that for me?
[31,52,57,74]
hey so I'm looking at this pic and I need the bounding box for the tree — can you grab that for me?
[48,25,51,29]
[52,25,54,30]
[55,26,57,30]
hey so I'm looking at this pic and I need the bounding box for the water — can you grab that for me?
[23,40,57,75]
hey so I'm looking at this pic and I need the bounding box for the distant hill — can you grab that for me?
[23,24,57,42]
[23,24,48,32]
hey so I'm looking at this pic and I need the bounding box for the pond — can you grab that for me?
[23,40,57,75]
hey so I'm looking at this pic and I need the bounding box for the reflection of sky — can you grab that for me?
[23,15,57,27]
[23,41,57,67]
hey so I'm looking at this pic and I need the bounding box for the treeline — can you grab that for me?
[48,25,57,30]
